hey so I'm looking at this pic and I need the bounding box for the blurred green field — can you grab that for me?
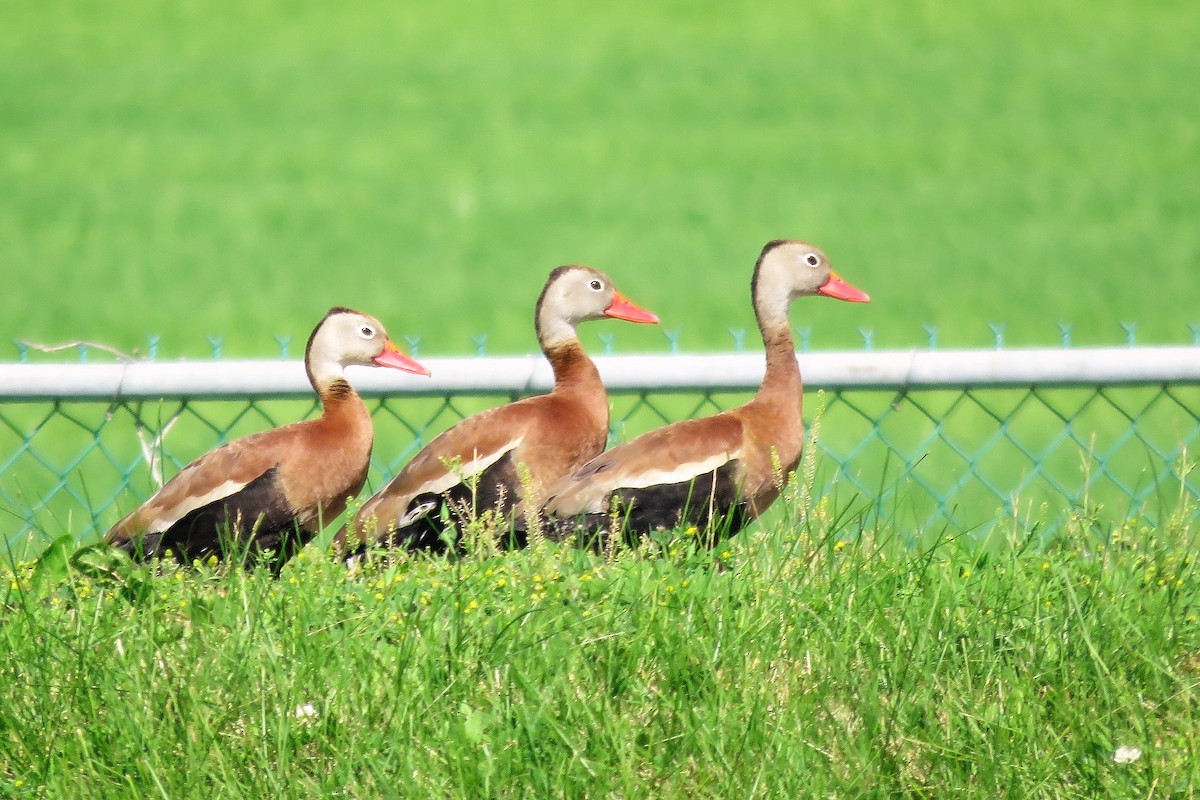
[3,0,1198,358]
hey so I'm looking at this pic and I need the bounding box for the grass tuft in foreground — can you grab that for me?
[2,500,1198,798]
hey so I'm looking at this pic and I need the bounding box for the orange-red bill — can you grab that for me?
[374,340,431,375]
[817,272,871,303]
[604,292,660,324]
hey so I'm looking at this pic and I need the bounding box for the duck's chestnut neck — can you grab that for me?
[544,340,602,394]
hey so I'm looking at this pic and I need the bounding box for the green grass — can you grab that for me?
[3,494,1198,798]
[2,0,1199,357]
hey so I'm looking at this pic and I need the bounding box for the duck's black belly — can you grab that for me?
[547,462,751,548]
[125,467,307,572]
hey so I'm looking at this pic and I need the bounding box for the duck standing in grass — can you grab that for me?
[534,240,869,547]
[334,266,657,558]
[106,307,429,572]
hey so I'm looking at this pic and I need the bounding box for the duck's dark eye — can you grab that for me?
[589,279,603,291]
[359,325,375,338]
[804,253,820,268]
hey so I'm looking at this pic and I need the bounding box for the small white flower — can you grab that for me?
[294,703,318,726]
[1113,745,1142,764]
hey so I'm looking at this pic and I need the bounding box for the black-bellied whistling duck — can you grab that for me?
[105,307,429,572]
[535,240,869,546]
[333,266,658,558]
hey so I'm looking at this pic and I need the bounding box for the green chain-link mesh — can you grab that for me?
[3,384,1198,557]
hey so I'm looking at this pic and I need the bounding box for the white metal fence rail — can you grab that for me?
[3,346,1200,399]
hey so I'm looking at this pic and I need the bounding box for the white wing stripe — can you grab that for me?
[605,453,732,491]
[144,479,248,533]
[419,440,523,496]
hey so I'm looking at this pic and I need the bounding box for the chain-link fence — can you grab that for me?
[3,347,1198,558]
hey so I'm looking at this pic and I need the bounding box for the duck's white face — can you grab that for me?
[755,241,871,311]
[308,308,429,380]
[536,266,658,346]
